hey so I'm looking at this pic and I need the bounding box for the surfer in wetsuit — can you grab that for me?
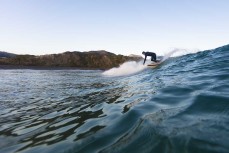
[142,51,157,65]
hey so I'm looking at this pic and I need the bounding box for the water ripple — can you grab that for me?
[1,47,229,153]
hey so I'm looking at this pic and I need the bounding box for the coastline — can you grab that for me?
[0,65,106,70]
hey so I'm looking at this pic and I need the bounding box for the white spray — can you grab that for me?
[161,49,179,62]
[102,61,147,77]
[166,48,200,57]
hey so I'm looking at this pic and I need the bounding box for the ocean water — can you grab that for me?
[0,45,229,153]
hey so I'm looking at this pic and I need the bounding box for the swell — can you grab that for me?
[99,45,229,152]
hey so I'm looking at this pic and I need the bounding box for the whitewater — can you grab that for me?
[0,45,229,153]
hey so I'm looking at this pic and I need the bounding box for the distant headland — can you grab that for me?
[0,51,142,70]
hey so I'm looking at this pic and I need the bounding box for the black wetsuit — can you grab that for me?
[143,52,156,65]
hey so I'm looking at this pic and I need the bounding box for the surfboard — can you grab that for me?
[147,61,162,68]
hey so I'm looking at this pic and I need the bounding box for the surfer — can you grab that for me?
[142,51,157,65]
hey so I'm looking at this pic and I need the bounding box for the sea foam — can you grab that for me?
[102,61,147,77]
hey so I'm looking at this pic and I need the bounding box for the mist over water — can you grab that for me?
[161,49,179,61]
[0,45,229,153]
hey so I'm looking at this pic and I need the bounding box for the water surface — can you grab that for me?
[0,46,229,153]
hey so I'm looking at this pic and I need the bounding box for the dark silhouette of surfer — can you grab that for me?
[142,51,157,65]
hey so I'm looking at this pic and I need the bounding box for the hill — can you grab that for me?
[0,50,142,69]
[0,51,17,58]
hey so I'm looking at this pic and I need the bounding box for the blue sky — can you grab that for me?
[0,0,229,56]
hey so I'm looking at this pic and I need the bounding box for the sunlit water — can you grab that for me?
[0,45,229,153]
